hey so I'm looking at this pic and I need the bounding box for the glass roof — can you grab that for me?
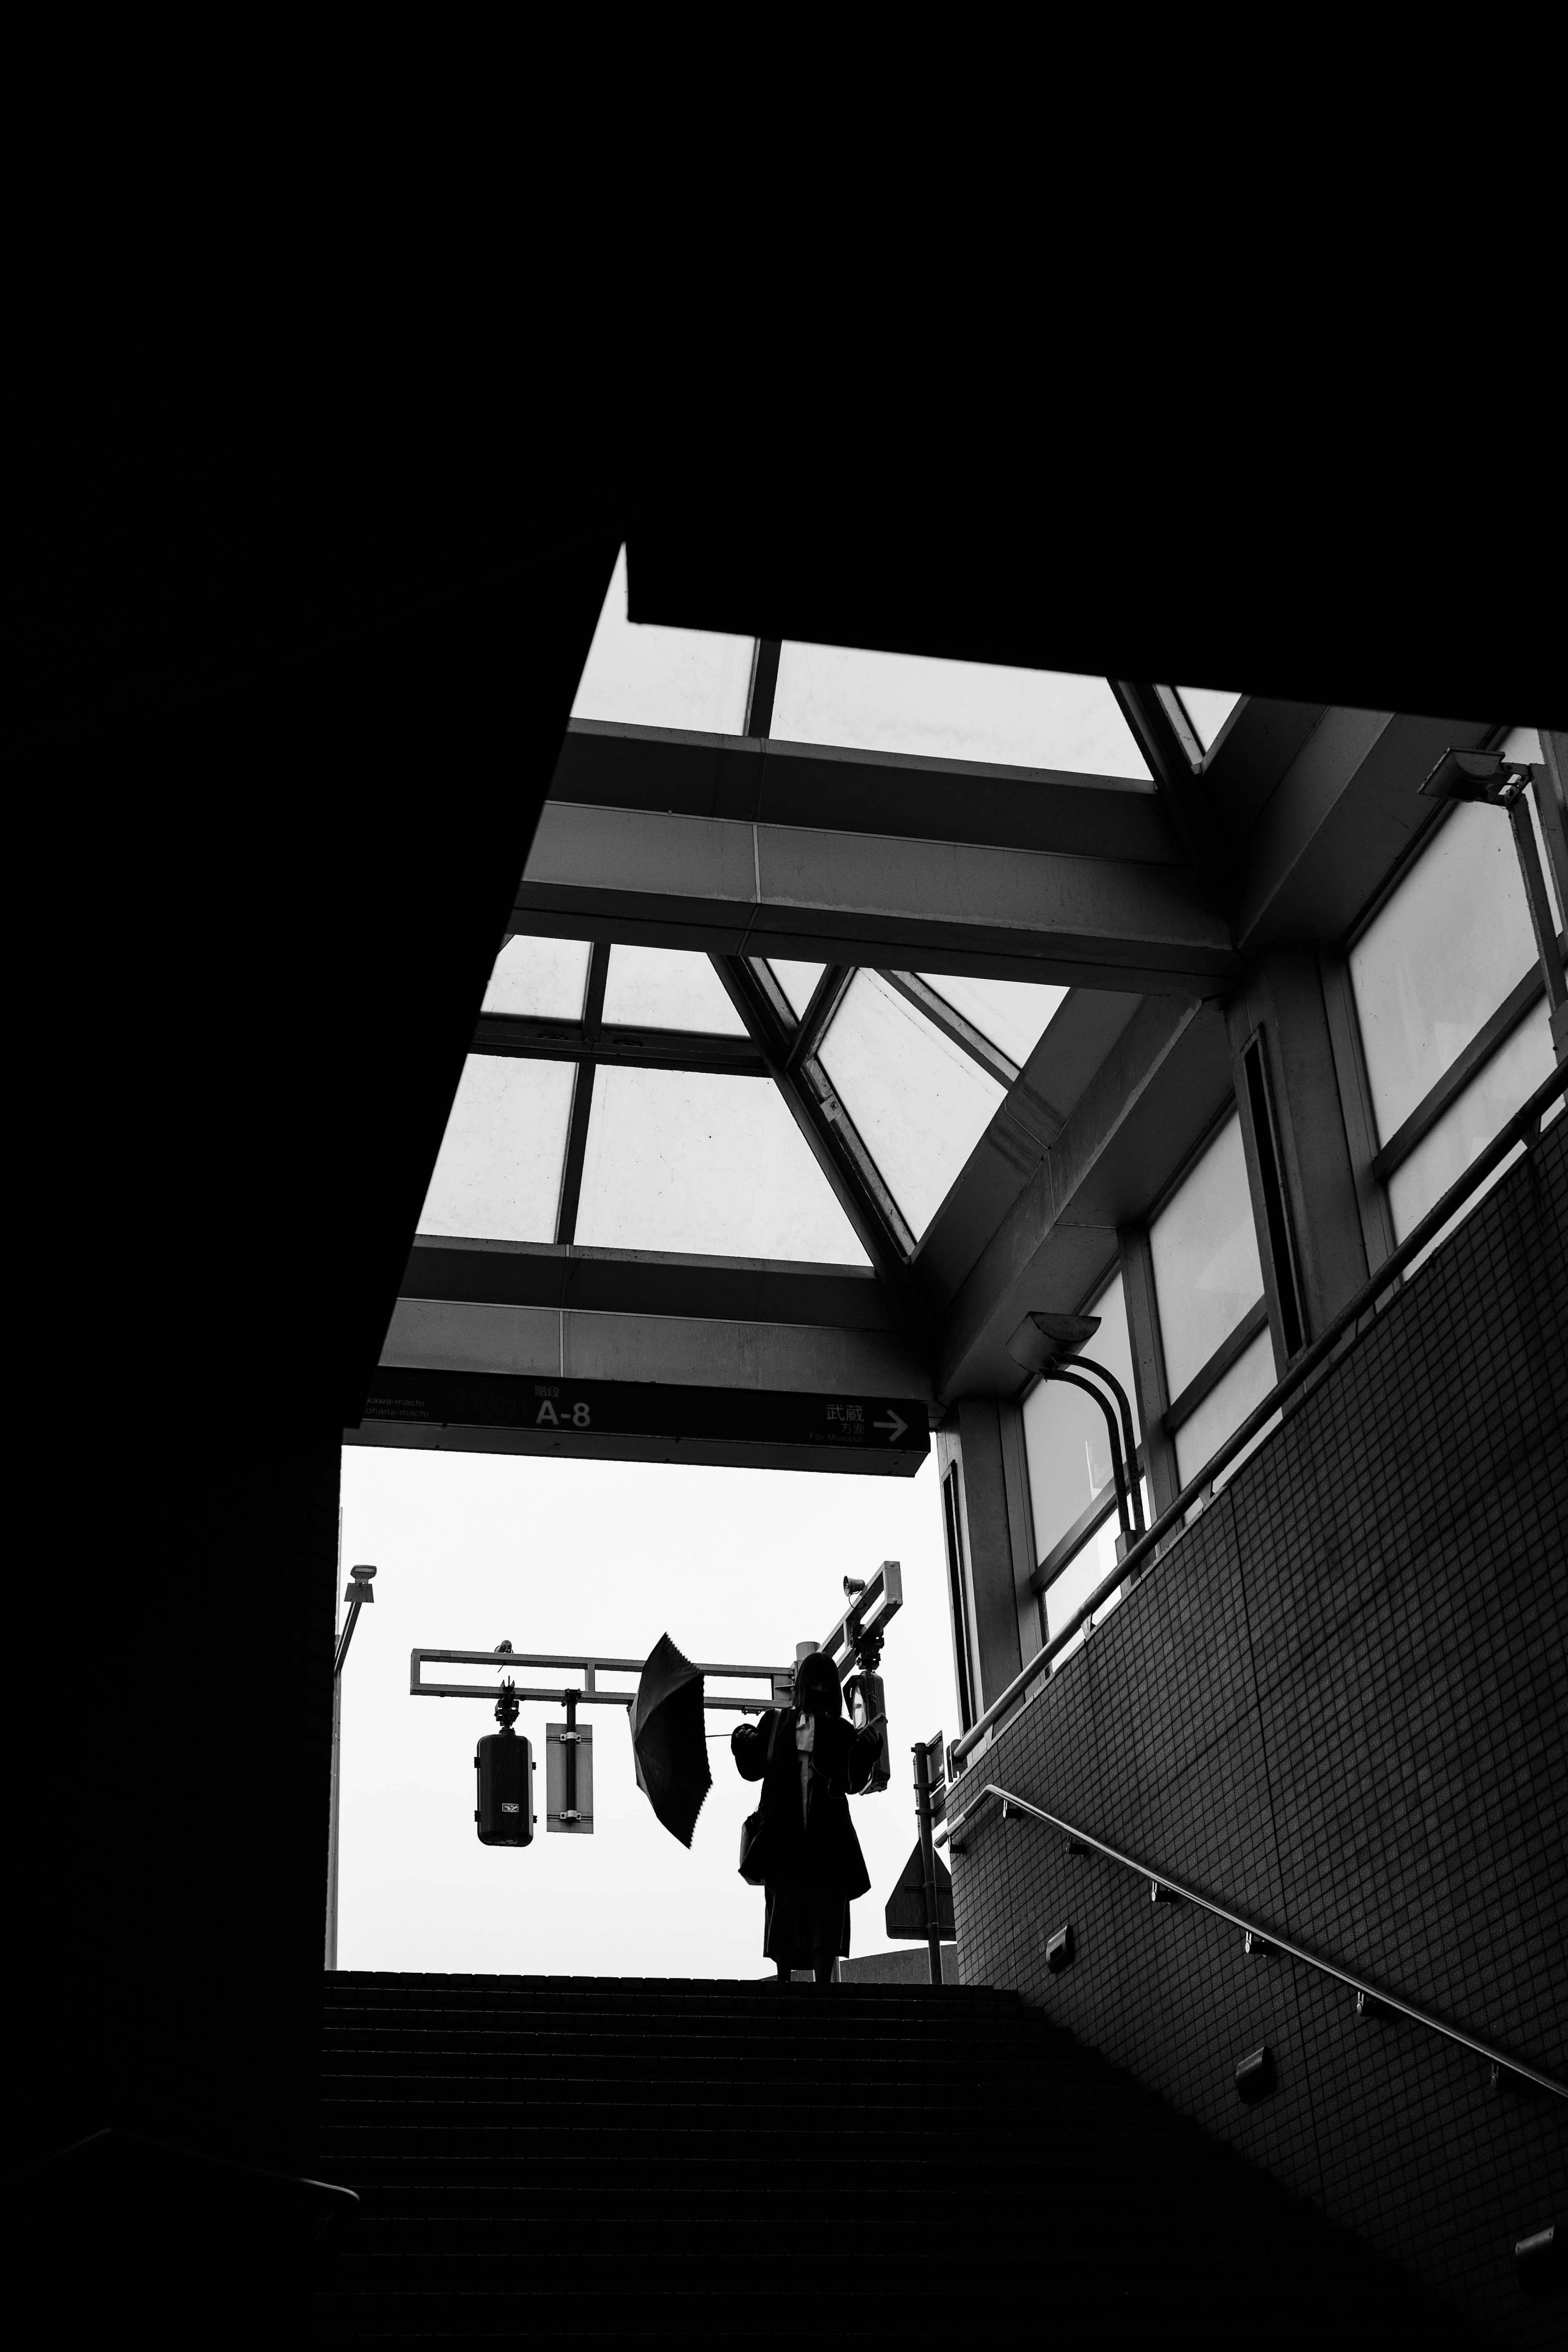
[571,546,754,735]
[602,945,747,1034]
[482,936,591,1019]
[575,1067,866,1261]
[419,1056,577,1242]
[429,935,1076,1267]
[771,641,1152,780]
[1174,685,1242,754]
[768,959,827,1020]
[916,972,1067,1066]
[818,973,1006,1239]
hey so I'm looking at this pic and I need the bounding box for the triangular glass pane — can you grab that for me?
[602,947,748,1034]
[1175,686,1242,753]
[819,974,1005,1240]
[575,1067,867,1263]
[773,642,1151,780]
[482,935,591,1019]
[571,546,755,734]
[417,1057,576,1242]
[917,973,1067,1066]
[768,959,827,1020]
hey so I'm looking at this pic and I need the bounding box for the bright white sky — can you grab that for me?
[336,1445,961,1979]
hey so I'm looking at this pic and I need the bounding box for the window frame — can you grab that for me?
[1330,735,1565,1253]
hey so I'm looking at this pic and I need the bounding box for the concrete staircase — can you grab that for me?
[315,1971,1470,2346]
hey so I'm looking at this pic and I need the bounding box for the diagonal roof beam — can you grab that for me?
[935,995,1234,1402]
[709,954,930,1337]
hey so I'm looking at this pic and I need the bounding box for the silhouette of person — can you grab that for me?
[732,1649,885,1984]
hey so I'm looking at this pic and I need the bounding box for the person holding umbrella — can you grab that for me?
[732,1649,885,1985]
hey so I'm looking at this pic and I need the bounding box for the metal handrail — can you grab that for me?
[940,1783,1567,2102]
[951,1060,1568,1770]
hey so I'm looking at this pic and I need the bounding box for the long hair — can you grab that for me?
[794,1650,842,1721]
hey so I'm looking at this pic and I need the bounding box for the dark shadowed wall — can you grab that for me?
[949,1118,1568,2341]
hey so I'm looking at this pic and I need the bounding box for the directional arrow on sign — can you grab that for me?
[874,1409,909,1442]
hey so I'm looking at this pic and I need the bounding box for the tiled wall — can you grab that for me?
[949,1118,1568,2339]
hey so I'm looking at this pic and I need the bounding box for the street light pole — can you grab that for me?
[325,1564,376,1971]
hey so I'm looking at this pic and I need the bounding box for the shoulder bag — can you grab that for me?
[737,1709,785,1885]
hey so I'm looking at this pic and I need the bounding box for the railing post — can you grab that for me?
[913,1739,943,1987]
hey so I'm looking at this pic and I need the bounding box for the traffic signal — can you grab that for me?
[475,1728,535,1845]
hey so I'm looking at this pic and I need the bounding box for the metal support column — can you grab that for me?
[325,1563,376,1971]
[913,1738,944,1989]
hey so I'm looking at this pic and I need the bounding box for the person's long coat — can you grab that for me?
[732,1708,882,1960]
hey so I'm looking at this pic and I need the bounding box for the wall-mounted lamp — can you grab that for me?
[1006,1311,1146,1553]
[1422,747,1568,1066]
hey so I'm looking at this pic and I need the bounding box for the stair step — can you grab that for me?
[311,1974,1468,2348]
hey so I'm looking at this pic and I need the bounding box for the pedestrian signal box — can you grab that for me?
[846,1668,890,1791]
[546,1720,594,1833]
[475,1728,535,1845]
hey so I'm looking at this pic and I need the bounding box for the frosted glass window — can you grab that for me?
[769,960,827,1020]
[1149,1115,1264,1399]
[1176,686,1242,753]
[772,642,1152,781]
[570,546,755,735]
[1022,1270,1141,1565]
[1173,1330,1279,1491]
[1350,798,1542,1146]
[918,973,1067,1066]
[575,1067,868,1263]
[818,973,1005,1239]
[481,936,591,1019]
[1388,997,1557,1254]
[1496,727,1564,931]
[602,946,747,1034]
[1044,1494,1149,1668]
[418,1057,575,1243]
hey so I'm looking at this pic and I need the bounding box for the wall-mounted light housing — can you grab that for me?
[1234,2045,1276,2105]
[1422,746,1568,1065]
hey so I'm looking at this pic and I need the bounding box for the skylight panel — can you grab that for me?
[601,947,748,1034]
[417,1056,577,1243]
[771,642,1152,780]
[1174,685,1243,754]
[481,935,592,1019]
[818,974,1006,1241]
[768,960,828,1020]
[575,1067,868,1262]
[915,973,1067,1067]
[571,546,755,735]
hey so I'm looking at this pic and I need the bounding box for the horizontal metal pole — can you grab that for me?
[942,1785,1566,2102]
[414,1681,767,1712]
[954,1059,1568,1767]
[413,1647,785,1678]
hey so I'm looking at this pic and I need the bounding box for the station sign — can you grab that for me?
[354,1365,930,1476]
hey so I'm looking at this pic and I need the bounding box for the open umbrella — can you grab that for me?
[630,1634,712,1847]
